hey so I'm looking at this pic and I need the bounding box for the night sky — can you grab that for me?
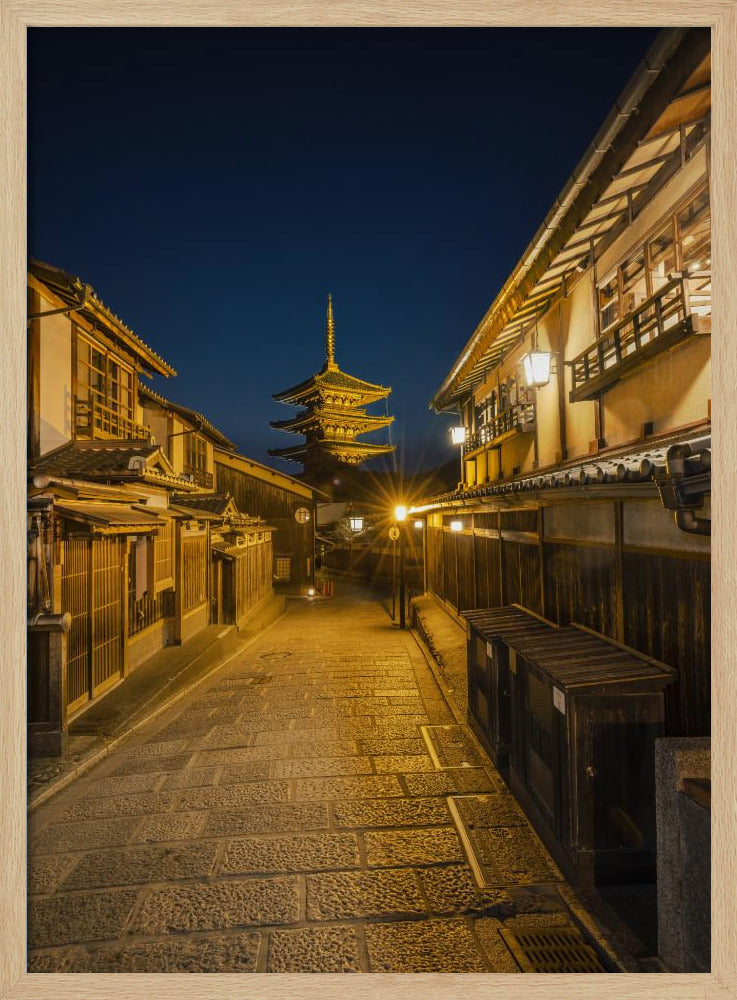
[28,27,660,473]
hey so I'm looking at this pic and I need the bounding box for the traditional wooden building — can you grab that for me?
[412,28,711,883]
[214,448,322,594]
[270,295,395,484]
[26,261,275,754]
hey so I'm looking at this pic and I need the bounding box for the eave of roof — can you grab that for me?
[28,259,176,378]
[139,384,235,449]
[431,28,710,411]
[274,365,391,404]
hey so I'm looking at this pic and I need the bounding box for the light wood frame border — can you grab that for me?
[1,5,735,999]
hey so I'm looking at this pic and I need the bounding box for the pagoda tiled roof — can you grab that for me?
[271,406,394,434]
[273,364,391,404]
[269,440,396,462]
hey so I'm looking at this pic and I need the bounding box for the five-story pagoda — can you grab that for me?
[270,295,395,482]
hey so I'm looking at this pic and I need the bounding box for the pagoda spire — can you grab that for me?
[326,294,337,370]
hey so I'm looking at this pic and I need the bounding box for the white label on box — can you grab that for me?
[486,641,492,658]
[553,687,566,714]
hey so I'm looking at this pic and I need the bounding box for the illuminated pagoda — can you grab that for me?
[270,295,395,482]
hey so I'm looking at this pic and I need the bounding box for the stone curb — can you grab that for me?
[28,604,288,813]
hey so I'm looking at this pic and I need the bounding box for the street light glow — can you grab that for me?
[349,516,364,532]
[450,520,463,532]
[394,504,407,522]
[414,520,423,530]
[450,426,467,445]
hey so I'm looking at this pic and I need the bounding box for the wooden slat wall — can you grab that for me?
[182,536,208,612]
[427,503,710,738]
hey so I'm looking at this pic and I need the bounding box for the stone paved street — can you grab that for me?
[28,588,597,973]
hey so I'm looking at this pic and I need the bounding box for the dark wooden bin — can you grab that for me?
[463,605,558,769]
[503,624,676,884]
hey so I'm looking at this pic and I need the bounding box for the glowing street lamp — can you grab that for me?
[393,503,408,628]
[414,520,423,530]
[394,504,407,522]
[450,426,467,446]
[521,351,552,388]
[450,520,463,532]
[349,515,364,532]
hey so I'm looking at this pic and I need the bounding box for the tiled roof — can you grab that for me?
[139,385,235,449]
[29,440,197,490]
[273,365,391,404]
[170,492,235,515]
[28,258,176,378]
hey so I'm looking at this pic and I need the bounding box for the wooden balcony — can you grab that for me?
[74,397,149,441]
[568,276,710,403]
[464,402,536,455]
[183,466,214,489]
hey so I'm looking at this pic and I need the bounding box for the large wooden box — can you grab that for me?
[504,624,675,884]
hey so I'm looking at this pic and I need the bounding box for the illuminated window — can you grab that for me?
[274,556,292,581]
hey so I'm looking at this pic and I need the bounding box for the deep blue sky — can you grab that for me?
[28,27,659,472]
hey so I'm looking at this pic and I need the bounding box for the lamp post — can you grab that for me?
[394,504,407,629]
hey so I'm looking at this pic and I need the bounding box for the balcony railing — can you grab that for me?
[183,467,214,489]
[75,396,150,441]
[464,402,536,455]
[569,275,710,403]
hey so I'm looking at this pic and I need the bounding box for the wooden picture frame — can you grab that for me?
[1,4,735,998]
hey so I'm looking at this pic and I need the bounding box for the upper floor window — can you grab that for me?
[185,433,208,475]
[597,184,710,335]
[75,333,138,438]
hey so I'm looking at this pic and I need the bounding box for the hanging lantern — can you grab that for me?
[450,426,467,446]
[349,516,364,532]
[521,351,552,388]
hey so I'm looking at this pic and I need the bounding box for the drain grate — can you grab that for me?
[448,794,563,888]
[500,927,606,973]
[421,725,489,769]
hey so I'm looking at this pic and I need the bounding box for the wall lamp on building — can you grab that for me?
[349,515,364,532]
[414,520,424,530]
[450,519,463,532]
[521,351,553,388]
[450,426,467,446]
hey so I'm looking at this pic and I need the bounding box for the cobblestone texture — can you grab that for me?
[267,926,361,972]
[27,586,588,973]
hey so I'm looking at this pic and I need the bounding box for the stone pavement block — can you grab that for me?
[60,790,179,820]
[112,753,193,775]
[188,726,256,750]
[130,877,300,933]
[251,727,340,745]
[365,918,489,972]
[306,868,426,920]
[27,854,79,896]
[420,865,512,915]
[214,761,271,784]
[333,797,450,830]
[503,912,573,929]
[364,827,464,867]
[204,802,329,836]
[293,775,403,801]
[403,768,495,797]
[267,926,361,972]
[126,739,189,759]
[30,816,141,854]
[132,810,206,844]
[286,740,361,757]
[372,754,435,773]
[28,887,140,949]
[59,931,262,972]
[359,737,427,755]
[220,833,360,875]
[83,772,162,798]
[193,745,288,765]
[61,842,219,890]
[474,917,521,971]
[162,766,221,789]
[178,781,290,810]
[269,756,373,779]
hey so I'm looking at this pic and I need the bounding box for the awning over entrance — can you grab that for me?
[54,501,169,534]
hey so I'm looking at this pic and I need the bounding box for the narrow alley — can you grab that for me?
[27,588,609,974]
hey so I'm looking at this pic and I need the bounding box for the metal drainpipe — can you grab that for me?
[666,439,711,535]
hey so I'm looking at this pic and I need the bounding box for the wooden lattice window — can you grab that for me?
[273,555,292,582]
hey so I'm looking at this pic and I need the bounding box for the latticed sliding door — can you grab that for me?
[91,536,124,696]
[61,538,91,714]
[61,535,124,713]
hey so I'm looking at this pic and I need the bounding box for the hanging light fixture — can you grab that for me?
[450,426,467,445]
[521,312,553,388]
[349,515,364,532]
